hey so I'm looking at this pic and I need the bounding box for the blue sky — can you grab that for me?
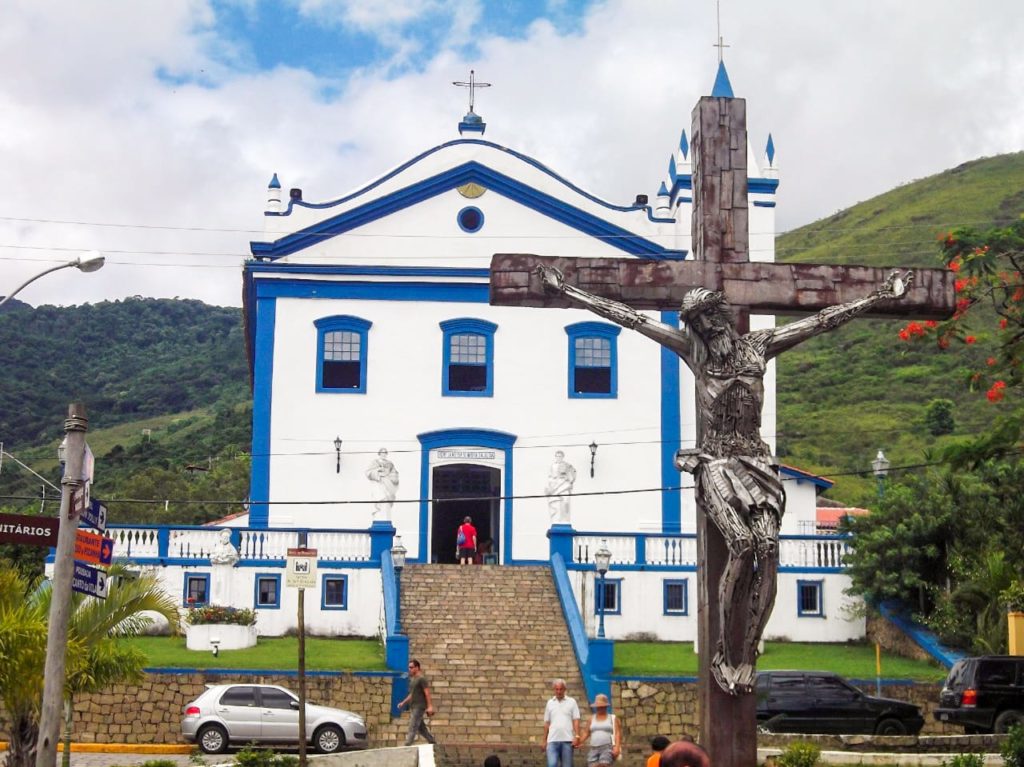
[1,0,1023,308]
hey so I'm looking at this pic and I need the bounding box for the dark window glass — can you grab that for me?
[321,330,362,389]
[979,660,1017,686]
[809,676,858,701]
[325,578,346,606]
[449,364,487,391]
[771,675,805,692]
[574,337,612,393]
[458,207,483,232]
[598,581,619,612]
[799,583,821,614]
[260,688,296,710]
[257,578,278,606]
[665,583,686,612]
[219,686,257,707]
[187,577,208,604]
[322,360,360,389]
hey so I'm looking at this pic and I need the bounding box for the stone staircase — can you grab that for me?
[378,564,587,746]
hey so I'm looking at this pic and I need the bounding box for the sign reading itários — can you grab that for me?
[0,512,59,547]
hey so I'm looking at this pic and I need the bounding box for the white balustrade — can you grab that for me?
[108,527,160,559]
[572,535,636,565]
[778,537,850,568]
[169,528,221,559]
[308,531,371,561]
[644,536,698,566]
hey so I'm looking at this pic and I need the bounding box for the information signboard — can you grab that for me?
[0,512,59,546]
[72,561,108,599]
[74,529,113,566]
[286,547,318,589]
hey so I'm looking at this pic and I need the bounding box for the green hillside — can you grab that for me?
[776,152,1024,503]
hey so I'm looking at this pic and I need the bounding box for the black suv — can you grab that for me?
[757,671,925,735]
[935,656,1024,734]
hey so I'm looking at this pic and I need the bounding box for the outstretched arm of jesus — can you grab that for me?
[537,266,691,357]
[765,270,913,358]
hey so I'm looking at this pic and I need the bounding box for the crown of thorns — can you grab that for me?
[678,288,727,319]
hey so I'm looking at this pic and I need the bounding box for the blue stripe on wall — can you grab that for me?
[250,296,276,527]
[660,310,681,533]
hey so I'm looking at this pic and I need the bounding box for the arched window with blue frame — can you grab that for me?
[315,315,372,393]
[440,318,497,397]
[565,322,620,398]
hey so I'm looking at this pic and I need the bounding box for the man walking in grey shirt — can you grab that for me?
[543,678,580,767]
[398,658,436,745]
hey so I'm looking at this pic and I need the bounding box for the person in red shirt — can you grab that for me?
[457,516,477,565]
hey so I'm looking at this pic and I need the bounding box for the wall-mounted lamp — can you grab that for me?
[334,436,343,474]
[589,441,598,478]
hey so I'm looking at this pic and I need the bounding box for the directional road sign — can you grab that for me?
[0,512,59,547]
[72,561,108,599]
[286,547,318,589]
[75,529,113,566]
[80,499,107,532]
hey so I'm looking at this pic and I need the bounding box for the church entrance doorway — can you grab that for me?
[431,463,500,564]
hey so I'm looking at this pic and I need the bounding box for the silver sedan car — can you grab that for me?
[181,683,368,754]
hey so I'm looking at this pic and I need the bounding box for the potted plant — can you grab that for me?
[185,604,258,652]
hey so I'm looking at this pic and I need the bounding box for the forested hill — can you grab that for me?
[0,297,248,446]
[775,152,1024,503]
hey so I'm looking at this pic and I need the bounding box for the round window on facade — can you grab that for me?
[457,206,484,233]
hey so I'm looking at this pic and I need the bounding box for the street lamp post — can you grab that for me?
[871,449,891,500]
[392,536,407,629]
[333,436,343,474]
[1,252,104,309]
[595,538,612,639]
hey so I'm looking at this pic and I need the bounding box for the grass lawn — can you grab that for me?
[613,641,946,682]
[122,636,387,671]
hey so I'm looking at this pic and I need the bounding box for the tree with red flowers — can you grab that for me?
[899,215,1024,459]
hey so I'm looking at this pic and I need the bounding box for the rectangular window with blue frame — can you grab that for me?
[440,318,496,396]
[183,573,210,607]
[254,573,281,609]
[595,577,623,615]
[321,574,349,610]
[797,579,824,617]
[663,579,689,615]
[315,315,372,393]
[565,322,620,398]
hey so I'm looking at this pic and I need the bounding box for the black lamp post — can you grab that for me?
[595,538,612,639]
[334,436,343,474]
[391,536,407,627]
[589,441,598,478]
[871,449,890,500]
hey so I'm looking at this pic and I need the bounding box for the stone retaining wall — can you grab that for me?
[867,612,934,664]
[1,672,394,746]
[0,675,956,748]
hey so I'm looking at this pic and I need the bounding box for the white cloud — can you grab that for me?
[1,0,1023,309]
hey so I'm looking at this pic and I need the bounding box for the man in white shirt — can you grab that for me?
[543,679,580,767]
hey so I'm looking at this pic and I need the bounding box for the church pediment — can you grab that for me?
[250,140,686,261]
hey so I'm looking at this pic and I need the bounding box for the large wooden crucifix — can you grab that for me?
[490,94,955,766]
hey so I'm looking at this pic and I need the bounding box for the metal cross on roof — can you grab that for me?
[713,0,730,62]
[452,69,491,113]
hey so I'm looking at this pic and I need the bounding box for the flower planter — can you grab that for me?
[186,622,257,651]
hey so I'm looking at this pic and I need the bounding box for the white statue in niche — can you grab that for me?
[209,528,239,566]
[366,447,400,521]
[545,450,577,524]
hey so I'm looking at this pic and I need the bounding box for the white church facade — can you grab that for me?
[101,65,865,649]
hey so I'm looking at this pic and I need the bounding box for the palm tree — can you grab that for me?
[0,561,181,767]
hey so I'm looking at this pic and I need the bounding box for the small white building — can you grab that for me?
[100,64,864,646]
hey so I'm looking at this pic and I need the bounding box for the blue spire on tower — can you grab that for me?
[269,173,281,189]
[766,134,776,166]
[668,155,678,182]
[658,181,669,197]
[711,60,734,98]
[679,129,689,160]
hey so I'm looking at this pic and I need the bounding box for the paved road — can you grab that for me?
[66,755,197,767]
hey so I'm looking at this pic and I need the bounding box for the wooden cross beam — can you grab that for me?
[489,255,956,318]
[489,94,955,767]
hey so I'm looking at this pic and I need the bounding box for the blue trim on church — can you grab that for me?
[249,296,276,527]
[660,311,682,532]
[251,160,685,261]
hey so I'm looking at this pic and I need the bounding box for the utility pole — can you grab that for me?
[36,403,88,767]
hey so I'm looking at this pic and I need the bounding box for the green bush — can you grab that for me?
[1002,724,1024,767]
[234,746,298,767]
[942,754,984,767]
[777,741,821,767]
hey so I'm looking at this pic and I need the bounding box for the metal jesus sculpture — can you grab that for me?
[538,265,912,693]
